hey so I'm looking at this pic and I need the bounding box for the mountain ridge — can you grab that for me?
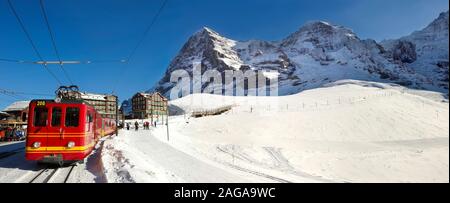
[146,11,448,100]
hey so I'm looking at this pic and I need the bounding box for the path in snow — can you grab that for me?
[102,130,299,183]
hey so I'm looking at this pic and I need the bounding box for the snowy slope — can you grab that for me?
[148,11,448,100]
[108,80,449,182]
[381,11,449,91]
[101,130,283,183]
[160,80,449,182]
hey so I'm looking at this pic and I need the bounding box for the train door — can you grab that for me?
[102,119,105,137]
[86,109,94,142]
[29,102,50,150]
[47,105,63,148]
[94,113,100,139]
[64,106,81,141]
[93,112,98,141]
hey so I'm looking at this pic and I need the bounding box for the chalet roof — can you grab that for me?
[3,101,30,112]
[135,92,168,100]
[0,111,10,116]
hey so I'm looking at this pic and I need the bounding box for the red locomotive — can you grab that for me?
[25,98,116,166]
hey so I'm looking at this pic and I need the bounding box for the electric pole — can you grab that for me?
[166,106,169,141]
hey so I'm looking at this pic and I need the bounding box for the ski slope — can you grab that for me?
[104,80,449,183]
[101,130,301,183]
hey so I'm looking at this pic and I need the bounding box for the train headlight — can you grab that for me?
[67,141,75,149]
[32,142,41,148]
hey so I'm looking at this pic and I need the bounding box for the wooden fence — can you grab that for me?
[191,105,234,118]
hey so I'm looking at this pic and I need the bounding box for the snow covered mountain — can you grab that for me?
[381,11,449,91]
[150,11,448,98]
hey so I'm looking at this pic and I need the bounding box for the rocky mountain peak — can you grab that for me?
[423,11,449,33]
[150,12,448,98]
[281,20,359,51]
[193,27,221,40]
[299,21,354,34]
[380,10,449,90]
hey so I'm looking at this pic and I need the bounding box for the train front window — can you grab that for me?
[65,107,80,127]
[51,107,62,127]
[33,107,48,127]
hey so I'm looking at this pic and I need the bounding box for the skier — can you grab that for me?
[126,123,130,130]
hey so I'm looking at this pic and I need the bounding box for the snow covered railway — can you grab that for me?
[26,165,76,183]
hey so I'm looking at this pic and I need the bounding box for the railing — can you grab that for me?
[191,105,234,118]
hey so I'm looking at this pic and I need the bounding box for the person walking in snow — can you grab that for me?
[126,123,130,131]
[134,121,139,131]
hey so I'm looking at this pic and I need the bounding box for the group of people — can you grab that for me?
[143,121,151,130]
[0,127,26,142]
[124,121,157,131]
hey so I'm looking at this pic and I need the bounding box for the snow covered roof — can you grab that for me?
[0,111,9,116]
[136,92,168,100]
[3,101,30,112]
[80,92,108,101]
[139,93,152,97]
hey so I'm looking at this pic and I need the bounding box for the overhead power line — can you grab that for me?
[1,58,126,65]
[0,88,55,102]
[7,0,63,86]
[0,58,25,63]
[125,0,169,63]
[0,88,53,97]
[0,92,22,100]
[0,90,29,101]
[112,0,169,94]
[39,0,74,85]
[0,96,16,103]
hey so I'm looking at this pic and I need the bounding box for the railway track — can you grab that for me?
[28,165,76,183]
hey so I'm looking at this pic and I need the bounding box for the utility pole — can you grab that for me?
[150,100,154,127]
[122,112,125,132]
[115,95,119,136]
[166,106,169,141]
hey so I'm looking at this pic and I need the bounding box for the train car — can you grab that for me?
[25,99,116,166]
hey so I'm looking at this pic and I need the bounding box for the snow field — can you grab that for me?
[103,80,448,182]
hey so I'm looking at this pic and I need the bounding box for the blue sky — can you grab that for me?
[0,0,448,109]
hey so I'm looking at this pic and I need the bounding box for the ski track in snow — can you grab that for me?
[102,130,281,183]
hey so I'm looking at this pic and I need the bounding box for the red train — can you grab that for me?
[25,99,116,166]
